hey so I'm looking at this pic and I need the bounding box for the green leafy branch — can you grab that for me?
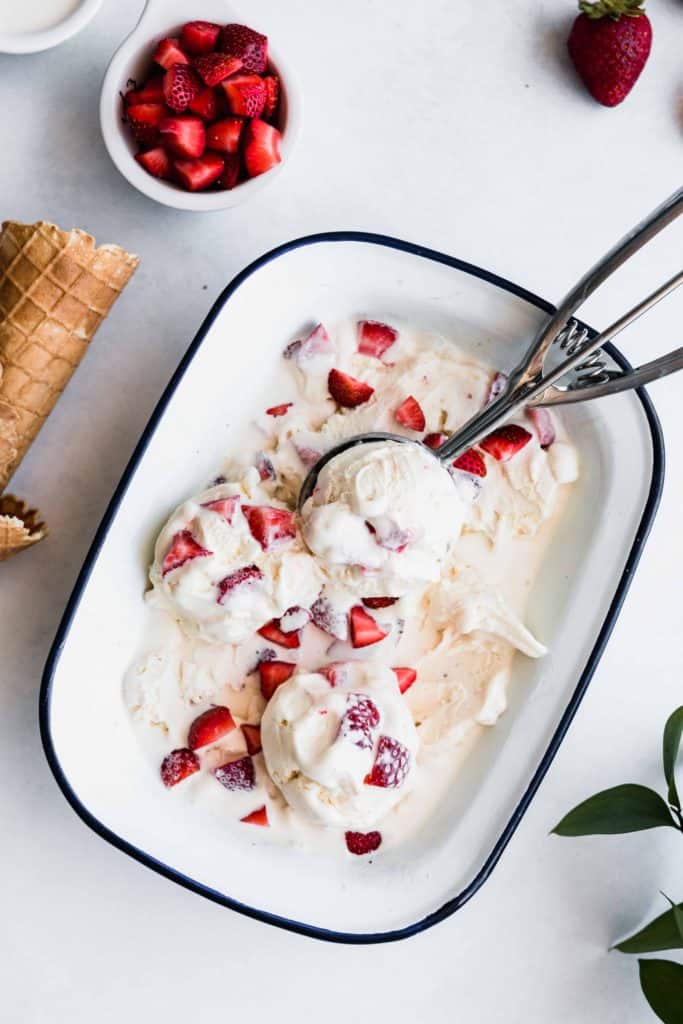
[552,707,683,1024]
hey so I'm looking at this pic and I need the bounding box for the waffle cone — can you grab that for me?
[0,494,47,561]
[0,220,139,492]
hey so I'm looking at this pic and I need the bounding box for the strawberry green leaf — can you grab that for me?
[615,900,683,953]
[638,959,683,1024]
[663,707,683,812]
[552,784,676,836]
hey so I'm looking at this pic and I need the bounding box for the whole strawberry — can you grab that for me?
[567,0,652,107]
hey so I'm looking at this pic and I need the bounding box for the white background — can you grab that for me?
[1,1,681,1020]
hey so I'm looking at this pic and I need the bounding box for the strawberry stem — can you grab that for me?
[578,0,646,19]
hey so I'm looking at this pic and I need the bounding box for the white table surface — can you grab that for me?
[1,1,681,1020]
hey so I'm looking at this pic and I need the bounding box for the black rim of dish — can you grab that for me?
[39,232,666,945]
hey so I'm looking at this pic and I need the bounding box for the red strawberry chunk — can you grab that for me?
[207,116,243,154]
[162,529,212,577]
[453,448,487,477]
[362,597,398,609]
[194,52,243,87]
[152,38,190,70]
[526,407,556,448]
[311,595,349,641]
[365,735,411,789]
[241,723,262,755]
[188,705,236,750]
[345,830,382,855]
[255,451,275,481]
[173,153,224,191]
[257,619,301,649]
[242,505,296,550]
[135,147,171,180]
[285,323,333,361]
[163,64,201,112]
[262,75,280,121]
[180,20,221,55]
[213,755,255,791]
[292,442,321,469]
[265,402,292,417]
[126,103,166,145]
[423,432,448,450]
[243,119,282,178]
[159,115,206,158]
[357,320,397,359]
[201,495,240,524]
[241,804,269,826]
[161,748,200,788]
[392,667,417,694]
[480,424,532,462]
[216,153,240,190]
[395,395,426,431]
[220,23,268,73]
[217,564,263,604]
[349,606,388,648]
[328,368,374,408]
[188,86,217,120]
[125,75,164,105]
[259,660,296,700]
[320,661,352,687]
[339,694,380,750]
[222,73,266,118]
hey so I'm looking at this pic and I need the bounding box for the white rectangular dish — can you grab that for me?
[40,234,664,943]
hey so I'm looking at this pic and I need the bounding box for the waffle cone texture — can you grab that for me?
[0,220,139,560]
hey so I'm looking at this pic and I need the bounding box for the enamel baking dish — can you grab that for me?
[40,234,664,943]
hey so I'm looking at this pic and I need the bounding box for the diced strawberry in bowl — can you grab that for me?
[135,147,171,180]
[158,115,206,158]
[173,153,224,191]
[180,21,221,56]
[243,119,282,177]
[207,117,244,154]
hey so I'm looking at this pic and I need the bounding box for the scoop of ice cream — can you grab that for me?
[261,663,419,829]
[300,440,463,598]
[150,472,323,644]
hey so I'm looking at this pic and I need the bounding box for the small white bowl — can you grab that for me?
[0,0,102,54]
[100,0,302,211]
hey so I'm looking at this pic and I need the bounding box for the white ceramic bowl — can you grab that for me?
[0,0,102,54]
[41,234,664,942]
[99,0,302,211]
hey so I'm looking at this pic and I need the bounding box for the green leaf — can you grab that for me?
[552,784,676,836]
[663,707,683,811]
[638,959,683,1024]
[662,895,683,945]
[615,900,683,953]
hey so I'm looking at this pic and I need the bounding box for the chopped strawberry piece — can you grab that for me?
[158,115,206,158]
[135,146,171,180]
[311,595,349,641]
[259,660,296,700]
[367,521,411,553]
[362,597,398,609]
[257,619,301,649]
[328,368,374,408]
[255,451,275,481]
[152,37,190,70]
[423,432,448,450]
[394,395,426,431]
[241,723,262,755]
[485,372,508,406]
[126,102,166,145]
[188,705,236,750]
[160,748,200,788]
[285,323,333,361]
[188,87,217,120]
[357,320,397,359]
[207,116,244,154]
[201,495,240,524]
[480,424,532,462]
[242,505,296,550]
[217,564,263,603]
[216,153,240,190]
[173,153,224,191]
[163,64,201,112]
[162,529,211,577]
[453,448,487,477]
[392,667,417,694]
[265,402,292,417]
[125,75,164,105]
[214,755,255,791]
[349,606,388,648]
[194,52,243,87]
[222,73,266,118]
[292,442,321,468]
[280,606,310,631]
[240,804,269,826]
[243,119,282,177]
[365,735,411,789]
[262,75,280,120]
[339,694,380,750]
[320,661,351,687]
[526,407,556,448]
[345,830,382,855]
[180,20,221,55]
[220,23,268,73]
